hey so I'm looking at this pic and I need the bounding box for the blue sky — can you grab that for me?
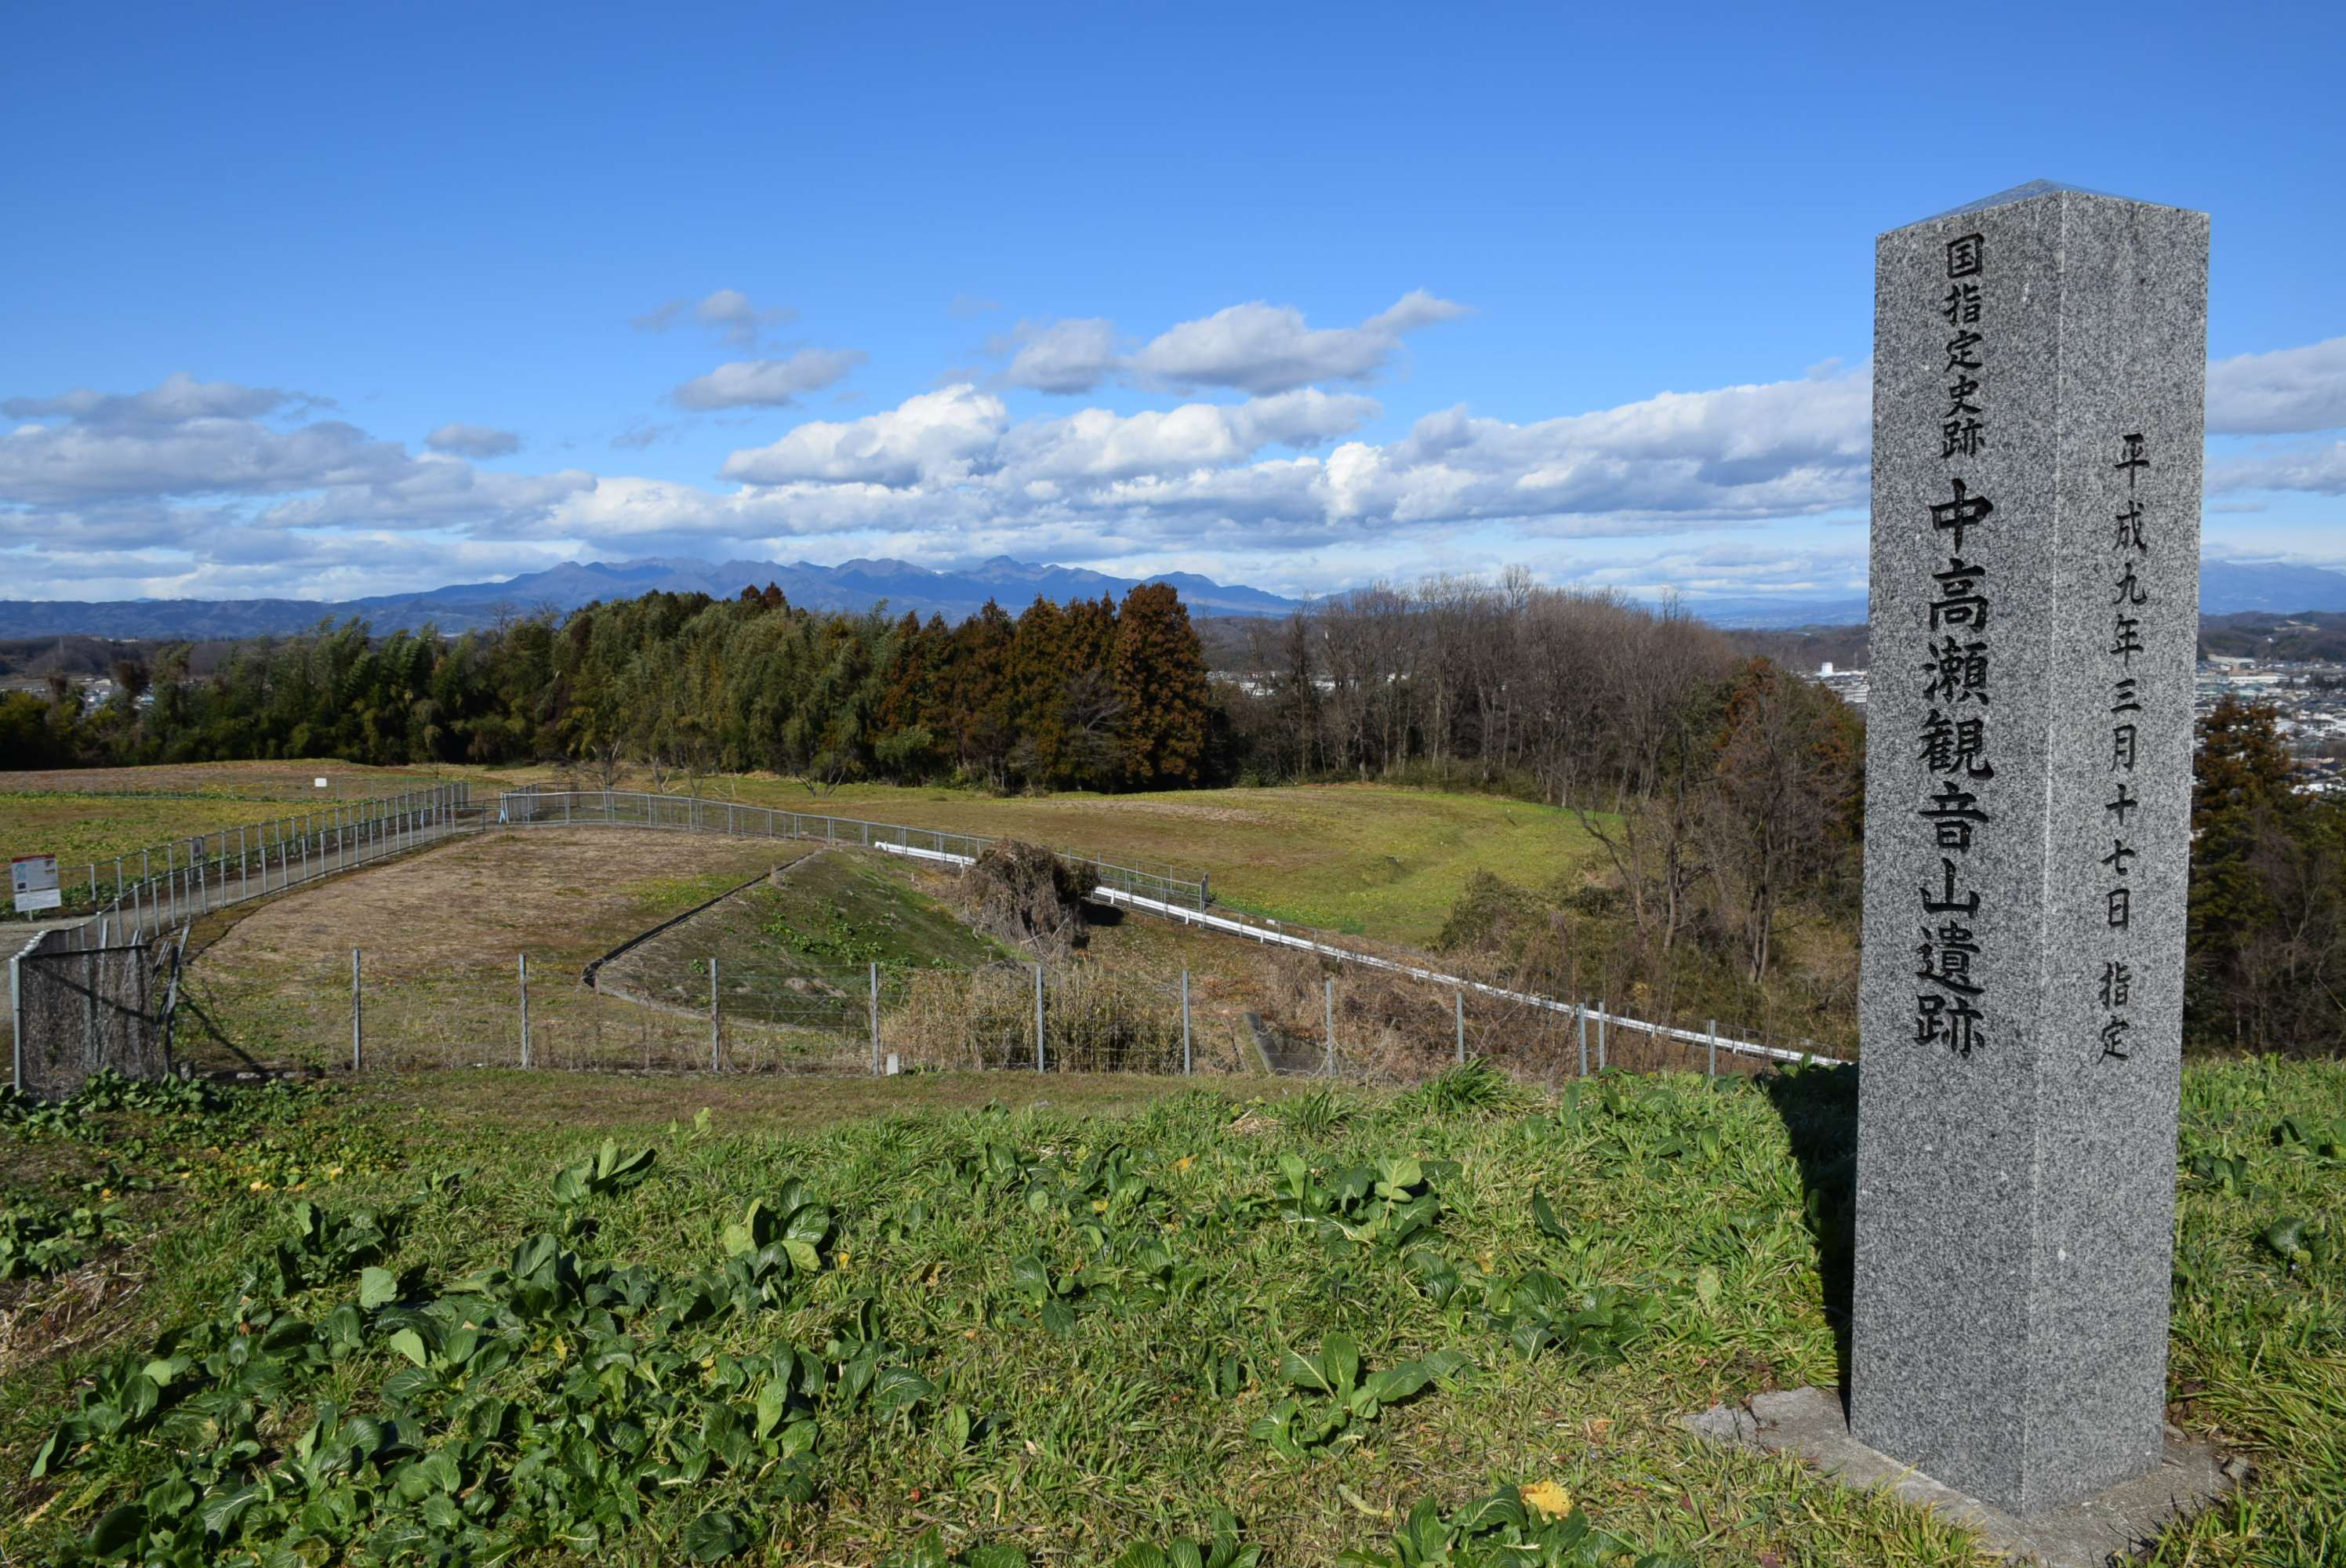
[2,1,2341,608]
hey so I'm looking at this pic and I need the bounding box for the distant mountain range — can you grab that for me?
[0,556,1302,639]
[5,554,2345,641]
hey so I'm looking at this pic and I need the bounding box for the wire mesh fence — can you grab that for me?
[8,782,475,937]
[9,927,177,1098]
[153,926,1837,1091]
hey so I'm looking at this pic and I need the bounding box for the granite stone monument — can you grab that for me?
[1850,181,2210,1514]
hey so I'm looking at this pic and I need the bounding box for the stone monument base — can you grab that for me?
[1681,1387,2239,1568]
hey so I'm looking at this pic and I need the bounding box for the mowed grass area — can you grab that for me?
[452,765,1603,945]
[3,1060,2340,1566]
[0,760,459,901]
[0,759,448,802]
[445,771,1600,947]
[0,793,320,883]
[4,759,1603,946]
[721,782,1604,947]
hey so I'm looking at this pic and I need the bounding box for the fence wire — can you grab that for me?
[9,931,174,1098]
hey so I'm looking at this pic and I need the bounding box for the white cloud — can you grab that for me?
[997,318,1119,394]
[2206,336,2346,434]
[671,348,869,411]
[1128,290,1470,394]
[2210,440,2346,495]
[721,385,1009,487]
[997,390,1379,482]
[631,288,797,349]
[0,408,412,505]
[2,371,327,427]
[20,331,2342,604]
[989,290,1470,396]
[257,459,597,532]
[425,421,521,458]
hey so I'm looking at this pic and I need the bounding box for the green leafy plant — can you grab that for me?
[1247,1334,1471,1457]
[550,1139,659,1205]
[2260,1215,2337,1274]
[883,1526,1029,1568]
[1113,1508,1262,1568]
[1399,1060,1527,1118]
[2272,1115,2346,1160]
[1484,1273,1667,1368]
[0,1196,128,1279]
[1008,1251,1086,1336]
[764,898,891,965]
[1274,1153,1449,1250]
[1338,1485,1690,1567]
[2185,1145,2253,1195]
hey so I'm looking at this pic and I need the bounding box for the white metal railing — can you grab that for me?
[807,821,1833,1070]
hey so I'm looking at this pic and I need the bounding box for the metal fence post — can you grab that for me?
[710,957,721,1072]
[1576,1002,1589,1076]
[1454,989,1465,1065]
[1033,964,1045,1072]
[1181,970,1193,1075]
[870,961,881,1076]
[1707,1018,1719,1080]
[1323,978,1335,1075]
[519,953,532,1069]
[1596,1000,1608,1073]
[351,949,362,1072]
[9,949,23,1094]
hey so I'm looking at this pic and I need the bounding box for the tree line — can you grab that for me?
[0,582,1215,793]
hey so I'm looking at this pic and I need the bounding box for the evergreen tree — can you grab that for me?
[1008,596,1073,786]
[2187,695,2304,1049]
[1110,583,1211,786]
[946,601,1016,787]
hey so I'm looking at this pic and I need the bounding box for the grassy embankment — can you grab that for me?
[3,1060,2341,1565]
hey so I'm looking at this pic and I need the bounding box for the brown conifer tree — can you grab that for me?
[1110,583,1211,786]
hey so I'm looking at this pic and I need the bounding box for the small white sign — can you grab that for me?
[313,777,329,789]
[11,854,61,914]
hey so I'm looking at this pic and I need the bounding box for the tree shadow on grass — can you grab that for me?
[1758,1059,1860,1404]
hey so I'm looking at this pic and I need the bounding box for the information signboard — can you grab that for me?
[11,853,61,913]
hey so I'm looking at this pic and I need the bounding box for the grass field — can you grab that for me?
[2,761,1603,946]
[180,829,826,1074]
[471,772,1603,946]
[601,851,1019,1029]
[748,782,1603,947]
[0,793,325,884]
[0,761,458,909]
[0,760,450,802]
[3,1059,2340,1566]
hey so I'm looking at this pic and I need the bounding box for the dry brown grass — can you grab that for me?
[886,961,1197,1074]
[182,829,826,1073]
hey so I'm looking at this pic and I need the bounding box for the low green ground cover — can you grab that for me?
[2,1059,2341,1566]
[604,851,1017,1029]
[0,793,313,891]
